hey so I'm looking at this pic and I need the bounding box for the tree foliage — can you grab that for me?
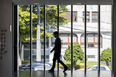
[63,42,84,65]
[19,5,69,42]
[19,5,38,42]
[100,48,111,66]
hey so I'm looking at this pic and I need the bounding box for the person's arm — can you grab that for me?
[50,39,57,53]
[50,46,56,53]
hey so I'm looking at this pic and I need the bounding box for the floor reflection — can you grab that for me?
[16,70,111,77]
[49,72,55,77]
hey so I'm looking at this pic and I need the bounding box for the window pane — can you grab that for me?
[46,5,58,70]
[100,5,111,77]
[69,34,77,42]
[95,44,98,47]
[19,5,31,73]
[73,11,77,21]
[81,44,84,48]
[83,11,90,22]
[95,34,98,42]
[87,5,98,77]
[59,5,71,77]
[81,34,84,42]
[61,34,68,42]
[92,12,98,22]
[73,5,84,77]
[88,34,94,42]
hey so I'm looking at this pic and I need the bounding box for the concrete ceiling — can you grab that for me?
[12,0,113,5]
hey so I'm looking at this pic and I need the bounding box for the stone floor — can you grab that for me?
[14,70,111,77]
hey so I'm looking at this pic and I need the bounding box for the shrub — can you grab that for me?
[22,61,30,64]
[51,62,91,70]
[100,48,111,66]
[63,42,84,65]
[74,64,91,70]
[74,64,81,70]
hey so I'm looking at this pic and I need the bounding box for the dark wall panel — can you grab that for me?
[0,0,13,77]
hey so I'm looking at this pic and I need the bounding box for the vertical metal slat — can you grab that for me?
[71,5,73,77]
[111,5,114,77]
[30,5,33,74]
[44,5,46,77]
[98,5,101,77]
[84,5,87,77]
[17,5,19,71]
[57,5,59,33]
[57,5,59,77]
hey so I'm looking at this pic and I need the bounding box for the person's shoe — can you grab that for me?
[63,66,68,73]
[48,69,54,72]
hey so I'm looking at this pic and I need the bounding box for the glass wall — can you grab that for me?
[19,5,31,72]
[72,5,85,77]
[32,5,44,73]
[100,5,111,77]
[59,5,71,76]
[18,5,112,77]
[45,5,58,73]
[86,5,98,77]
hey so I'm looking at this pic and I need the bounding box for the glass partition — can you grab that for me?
[100,5,111,77]
[86,5,98,77]
[18,4,112,77]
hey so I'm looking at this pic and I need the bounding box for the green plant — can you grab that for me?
[74,64,91,70]
[100,48,111,66]
[22,61,30,64]
[63,42,84,66]
[52,62,91,70]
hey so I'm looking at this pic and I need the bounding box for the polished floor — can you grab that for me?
[14,70,111,77]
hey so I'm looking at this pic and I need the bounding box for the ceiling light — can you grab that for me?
[34,3,39,5]
[77,3,81,5]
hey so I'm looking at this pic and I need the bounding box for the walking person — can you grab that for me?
[49,31,68,72]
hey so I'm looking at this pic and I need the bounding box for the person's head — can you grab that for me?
[53,31,59,38]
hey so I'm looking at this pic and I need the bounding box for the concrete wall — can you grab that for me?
[0,0,13,77]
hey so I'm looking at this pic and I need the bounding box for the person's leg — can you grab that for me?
[57,59,67,68]
[49,58,57,71]
[52,58,57,69]
[58,59,68,72]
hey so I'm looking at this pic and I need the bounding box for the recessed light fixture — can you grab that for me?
[77,3,81,5]
[34,3,39,5]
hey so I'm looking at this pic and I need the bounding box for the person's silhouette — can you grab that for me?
[49,31,68,72]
